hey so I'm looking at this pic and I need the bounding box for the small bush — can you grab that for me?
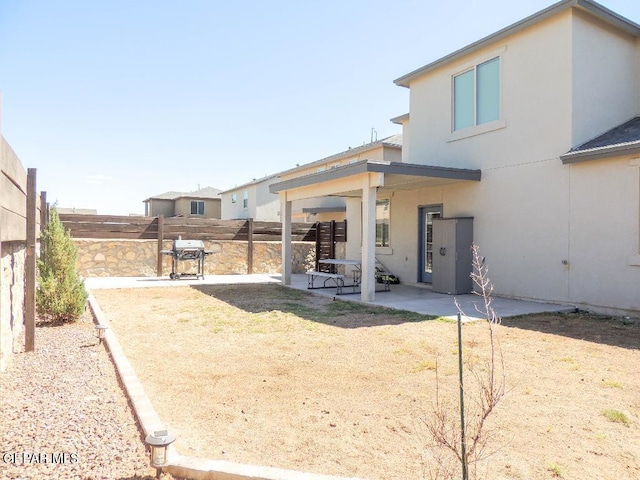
[547,462,563,478]
[602,409,630,427]
[36,208,87,323]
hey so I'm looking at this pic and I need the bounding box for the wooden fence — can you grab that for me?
[59,214,321,275]
[1,136,46,354]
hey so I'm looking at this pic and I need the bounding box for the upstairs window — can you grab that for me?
[190,200,205,215]
[243,191,248,208]
[231,193,237,204]
[453,57,500,131]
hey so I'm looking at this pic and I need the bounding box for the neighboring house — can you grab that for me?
[220,174,282,221]
[271,0,640,315]
[143,186,222,219]
[220,135,402,222]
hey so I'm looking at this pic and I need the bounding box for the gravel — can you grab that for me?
[0,311,177,480]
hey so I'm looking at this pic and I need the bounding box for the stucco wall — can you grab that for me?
[567,156,640,313]
[383,161,571,304]
[0,242,26,371]
[149,199,174,217]
[73,239,314,277]
[174,198,221,219]
[221,186,254,220]
[572,9,640,147]
[407,11,573,171]
[388,9,640,312]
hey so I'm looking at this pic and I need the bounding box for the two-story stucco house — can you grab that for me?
[221,134,402,222]
[143,186,222,219]
[271,0,640,315]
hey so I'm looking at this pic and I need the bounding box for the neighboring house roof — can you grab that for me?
[561,116,640,163]
[143,187,222,202]
[177,187,222,199]
[220,134,403,195]
[144,191,183,201]
[277,134,403,178]
[220,174,280,195]
[394,0,640,88]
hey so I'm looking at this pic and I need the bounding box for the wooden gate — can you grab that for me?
[315,220,347,273]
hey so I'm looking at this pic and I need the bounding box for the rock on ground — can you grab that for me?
[0,311,178,480]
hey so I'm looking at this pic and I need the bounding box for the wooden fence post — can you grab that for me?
[25,168,37,352]
[156,214,164,277]
[247,218,254,274]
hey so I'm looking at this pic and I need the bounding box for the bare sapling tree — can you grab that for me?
[422,244,506,480]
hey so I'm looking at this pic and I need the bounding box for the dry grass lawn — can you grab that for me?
[93,284,640,480]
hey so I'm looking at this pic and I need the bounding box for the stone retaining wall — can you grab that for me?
[73,239,317,277]
[1,242,26,371]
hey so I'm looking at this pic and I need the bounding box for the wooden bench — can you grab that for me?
[306,271,350,295]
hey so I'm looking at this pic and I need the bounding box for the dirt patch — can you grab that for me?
[93,284,640,479]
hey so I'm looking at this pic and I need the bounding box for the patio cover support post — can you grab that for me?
[281,193,292,285]
[345,197,362,261]
[361,179,376,303]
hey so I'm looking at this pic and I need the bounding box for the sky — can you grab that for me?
[1,0,639,215]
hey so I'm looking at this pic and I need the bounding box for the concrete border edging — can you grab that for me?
[87,292,363,480]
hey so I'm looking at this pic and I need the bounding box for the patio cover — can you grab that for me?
[269,160,481,303]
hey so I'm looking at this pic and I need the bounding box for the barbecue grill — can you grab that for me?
[161,239,212,280]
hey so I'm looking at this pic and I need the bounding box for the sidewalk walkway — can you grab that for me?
[86,273,575,321]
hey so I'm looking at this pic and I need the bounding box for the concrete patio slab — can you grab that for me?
[287,274,576,320]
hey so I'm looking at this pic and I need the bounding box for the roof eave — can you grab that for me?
[394,0,640,88]
[390,113,410,125]
[561,143,640,163]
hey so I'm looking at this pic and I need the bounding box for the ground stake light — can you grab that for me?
[145,430,176,479]
[95,324,108,344]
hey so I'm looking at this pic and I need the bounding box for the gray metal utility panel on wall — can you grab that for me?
[432,217,474,294]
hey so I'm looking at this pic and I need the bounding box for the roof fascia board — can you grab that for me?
[373,162,482,181]
[390,113,410,125]
[270,161,481,193]
[394,0,640,87]
[561,143,640,163]
[576,0,640,36]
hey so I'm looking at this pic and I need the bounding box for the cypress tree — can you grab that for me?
[36,208,87,323]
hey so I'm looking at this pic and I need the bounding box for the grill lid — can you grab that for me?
[173,240,205,250]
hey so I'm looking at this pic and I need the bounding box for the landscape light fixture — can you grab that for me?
[95,324,108,344]
[145,429,176,479]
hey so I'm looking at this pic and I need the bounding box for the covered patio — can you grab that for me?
[270,159,482,303]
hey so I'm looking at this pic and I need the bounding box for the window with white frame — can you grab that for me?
[243,191,248,208]
[231,193,237,204]
[190,200,205,215]
[453,57,500,131]
[376,199,390,247]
